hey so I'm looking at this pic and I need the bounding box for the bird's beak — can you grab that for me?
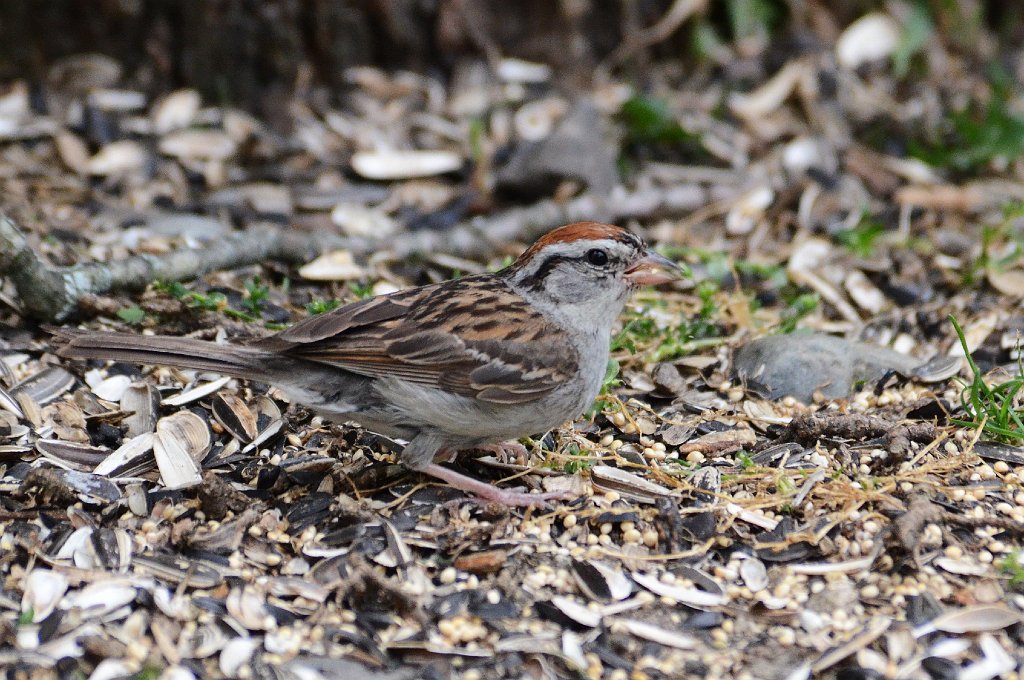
[625,250,684,286]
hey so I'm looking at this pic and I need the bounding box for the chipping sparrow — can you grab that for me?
[54,222,681,506]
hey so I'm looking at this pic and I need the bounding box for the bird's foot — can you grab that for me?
[420,463,569,508]
[476,441,530,466]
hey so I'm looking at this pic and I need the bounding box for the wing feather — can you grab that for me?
[258,275,576,404]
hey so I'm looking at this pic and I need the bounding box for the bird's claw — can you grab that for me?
[476,441,530,466]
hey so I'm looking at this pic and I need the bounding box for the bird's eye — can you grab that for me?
[586,248,609,266]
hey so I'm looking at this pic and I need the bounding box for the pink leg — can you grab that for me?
[420,463,570,508]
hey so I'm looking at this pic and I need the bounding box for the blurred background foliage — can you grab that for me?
[1,1,1020,102]
[2,0,1022,179]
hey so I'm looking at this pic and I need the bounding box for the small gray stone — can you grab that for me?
[733,333,940,403]
[495,100,618,196]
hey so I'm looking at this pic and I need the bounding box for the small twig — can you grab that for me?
[603,0,707,68]
[0,185,702,322]
[885,494,1024,568]
[776,413,943,457]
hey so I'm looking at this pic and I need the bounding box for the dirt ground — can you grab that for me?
[2,3,1024,679]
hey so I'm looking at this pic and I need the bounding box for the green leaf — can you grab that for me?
[726,0,781,42]
[241,276,269,316]
[835,214,886,258]
[133,666,163,680]
[1000,551,1024,587]
[950,314,1024,443]
[306,298,342,315]
[737,451,755,470]
[620,95,695,146]
[911,72,1024,172]
[153,280,188,299]
[117,306,146,325]
[892,1,933,78]
[778,293,819,334]
[349,282,374,299]
[601,358,622,394]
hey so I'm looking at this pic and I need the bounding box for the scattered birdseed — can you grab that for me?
[2,38,1024,680]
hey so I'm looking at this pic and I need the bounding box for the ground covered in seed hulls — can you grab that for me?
[3,4,1024,679]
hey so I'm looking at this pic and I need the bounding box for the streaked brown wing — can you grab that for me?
[258,276,577,404]
[257,285,432,348]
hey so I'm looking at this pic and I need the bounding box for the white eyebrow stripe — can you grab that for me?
[529,238,628,262]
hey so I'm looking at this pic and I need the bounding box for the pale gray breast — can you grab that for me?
[360,374,584,443]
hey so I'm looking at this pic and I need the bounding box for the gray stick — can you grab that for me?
[0,184,703,322]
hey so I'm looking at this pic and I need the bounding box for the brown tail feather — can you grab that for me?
[49,328,281,381]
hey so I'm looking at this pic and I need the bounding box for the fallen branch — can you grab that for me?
[0,184,704,322]
[0,216,349,322]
